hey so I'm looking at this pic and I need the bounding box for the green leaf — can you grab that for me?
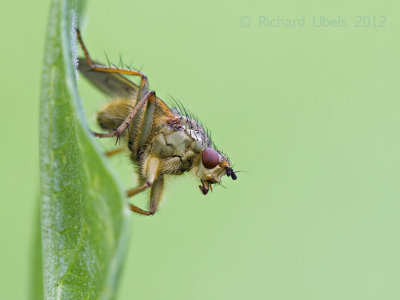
[38,0,130,299]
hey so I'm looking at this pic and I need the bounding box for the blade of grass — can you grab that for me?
[38,0,130,299]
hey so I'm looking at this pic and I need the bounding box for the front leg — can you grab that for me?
[127,176,164,215]
[126,156,164,215]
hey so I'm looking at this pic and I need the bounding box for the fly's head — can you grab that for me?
[169,104,237,195]
[195,147,237,195]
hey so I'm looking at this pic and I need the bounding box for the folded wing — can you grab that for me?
[77,58,139,99]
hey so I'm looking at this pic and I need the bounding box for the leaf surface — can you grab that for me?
[39,1,130,299]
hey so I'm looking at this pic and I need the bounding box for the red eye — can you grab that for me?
[202,148,219,169]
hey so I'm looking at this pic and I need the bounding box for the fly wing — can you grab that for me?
[78,58,139,99]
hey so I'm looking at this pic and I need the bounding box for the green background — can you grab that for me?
[1,0,400,299]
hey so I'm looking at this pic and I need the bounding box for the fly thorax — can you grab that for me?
[179,116,210,147]
[148,124,205,175]
[151,120,204,156]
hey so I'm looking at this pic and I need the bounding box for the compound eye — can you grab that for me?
[202,148,219,169]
